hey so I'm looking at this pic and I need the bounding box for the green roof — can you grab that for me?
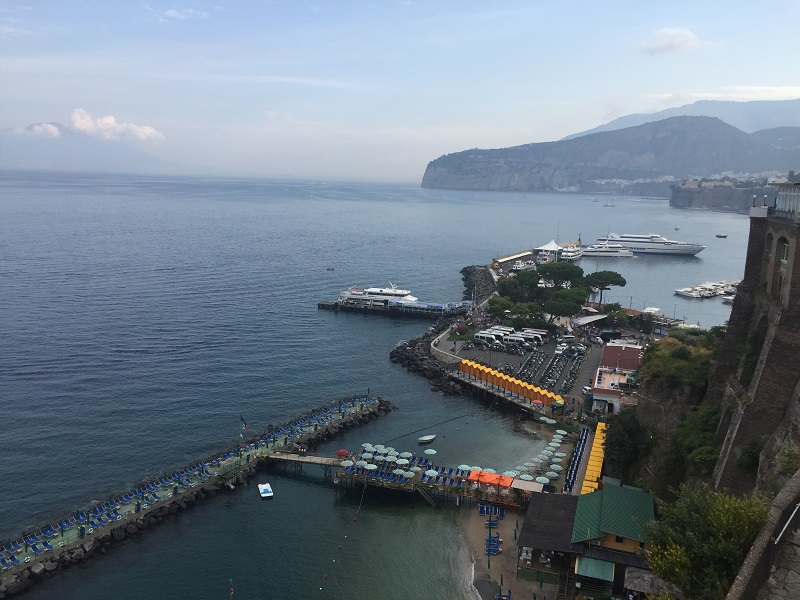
[576,556,615,581]
[571,484,655,543]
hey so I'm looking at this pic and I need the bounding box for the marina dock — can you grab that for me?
[318,299,471,318]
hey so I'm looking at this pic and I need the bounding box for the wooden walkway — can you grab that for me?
[270,452,342,466]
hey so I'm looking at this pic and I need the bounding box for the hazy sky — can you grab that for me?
[3,1,799,182]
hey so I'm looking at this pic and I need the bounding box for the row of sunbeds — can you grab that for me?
[563,428,589,493]
[339,466,412,485]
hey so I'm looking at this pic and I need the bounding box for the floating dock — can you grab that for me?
[318,299,472,318]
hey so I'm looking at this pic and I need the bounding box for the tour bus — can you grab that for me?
[503,335,531,349]
[521,328,549,342]
[519,332,543,345]
[488,326,515,335]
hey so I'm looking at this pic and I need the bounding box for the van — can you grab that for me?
[503,335,527,347]
[488,326,515,335]
[558,334,575,343]
[474,332,497,345]
[520,332,543,345]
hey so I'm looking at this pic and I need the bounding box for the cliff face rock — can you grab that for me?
[421,117,800,193]
[670,186,773,213]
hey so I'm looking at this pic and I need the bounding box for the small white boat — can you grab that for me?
[257,483,274,498]
[716,233,727,238]
[674,287,702,298]
[418,434,436,445]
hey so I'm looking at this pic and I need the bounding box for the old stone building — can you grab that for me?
[712,183,800,493]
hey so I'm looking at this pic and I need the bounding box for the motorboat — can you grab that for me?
[258,483,274,498]
[674,287,702,298]
[595,233,705,255]
[581,242,634,258]
[418,434,436,445]
[716,233,728,238]
[559,246,583,262]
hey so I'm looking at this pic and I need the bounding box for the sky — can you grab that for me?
[2,1,800,182]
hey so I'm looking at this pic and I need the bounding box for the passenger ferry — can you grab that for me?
[338,284,418,307]
[595,233,705,256]
[559,246,583,262]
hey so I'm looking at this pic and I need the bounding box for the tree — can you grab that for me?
[486,295,514,317]
[584,270,627,305]
[537,262,584,292]
[543,287,586,322]
[604,407,652,480]
[645,483,768,600]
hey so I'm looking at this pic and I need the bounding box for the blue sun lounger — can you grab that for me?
[119,494,134,504]
[4,541,23,553]
[150,492,162,502]
[59,519,75,530]
[30,544,43,555]
[96,515,110,526]
[88,519,101,529]
[74,512,88,524]
[23,534,42,545]
[7,554,21,566]
[40,525,58,537]
[42,541,54,551]
[0,558,12,571]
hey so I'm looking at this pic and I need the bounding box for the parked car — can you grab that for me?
[582,385,592,395]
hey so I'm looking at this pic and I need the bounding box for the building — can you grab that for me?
[589,342,644,414]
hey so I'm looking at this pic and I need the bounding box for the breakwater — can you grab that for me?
[0,396,391,598]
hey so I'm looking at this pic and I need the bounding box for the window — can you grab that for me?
[639,541,645,549]
[779,238,790,262]
[615,535,625,543]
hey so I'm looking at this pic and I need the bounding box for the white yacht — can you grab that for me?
[581,242,634,258]
[595,233,705,256]
[559,246,583,262]
[674,287,702,298]
[338,283,418,307]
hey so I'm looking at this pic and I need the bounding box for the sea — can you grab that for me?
[0,171,748,599]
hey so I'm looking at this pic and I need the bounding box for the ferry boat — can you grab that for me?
[581,242,634,258]
[338,284,418,308]
[559,246,583,262]
[595,233,705,256]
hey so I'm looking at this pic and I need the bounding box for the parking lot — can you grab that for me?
[453,336,604,416]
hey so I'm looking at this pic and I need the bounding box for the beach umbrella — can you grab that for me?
[387,450,399,456]
[403,470,415,478]
[546,418,557,425]
[551,435,563,441]
[541,449,554,456]
[503,470,519,477]
[483,468,497,474]
[519,474,535,481]
[539,416,549,422]
[336,449,349,457]
[410,466,422,472]
[393,468,406,475]
[459,464,472,471]
[384,447,396,453]
[373,445,386,451]
[362,452,374,460]
[396,458,410,466]
[554,452,567,457]
[399,451,413,458]
[550,464,563,471]
[535,476,550,484]
[556,429,567,435]
[524,461,535,468]
[546,471,559,479]
[471,466,482,472]
[362,443,373,448]
[548,442,560,448]
[340,460,354,467]
[424,448,437,455]
[364,463,378,471]
[356,460,368,467]
[532,400,544,406]
[385,455,397,463]
[374,455,386,462]
[425,469,439,477]
[531,458,544,464]
[515,465,528,472]
[550,457,563,463]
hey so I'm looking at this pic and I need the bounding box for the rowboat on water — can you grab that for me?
[418,434,436,445]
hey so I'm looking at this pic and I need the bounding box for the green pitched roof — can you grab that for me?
[571,484,655,543]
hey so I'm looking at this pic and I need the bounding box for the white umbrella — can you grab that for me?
[556,429,568,435]
[399,452,413,458]
[396,458,410,466]
[554,452,567,457]
[393,468,405,475]
[459,464,472,471]
[362,452,374,460]
[424,448,437,455]
[535,476,550,484]
[385,455,397,463]
[546,471,559,479]
[519,474,535,481]
[551,435,563,441]
[364,463,378,471]
[541,449,554,456]
[551,464,563,471]
[387,450,399,456]
[384,447,396,453]
[545,418,557,425]
[425,469,439,477]
[503,470,519,477]
[340,460,354,467]
[374,455,386,462]
[356,460,368,467]
[483,468,496,474]
[515,465,528,472]
[531,458,544,464]
[410,466,422,472]
[471,466,482,472]
[403,470,415,478]
[550,457,563,463]
[362,443,373,448]
[539,416,549,422]
[548,442,560,448]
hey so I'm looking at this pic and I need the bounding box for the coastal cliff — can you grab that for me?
[669,185,773,213]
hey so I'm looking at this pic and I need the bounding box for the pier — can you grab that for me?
[0,395,388,586]
[318,299,471,319]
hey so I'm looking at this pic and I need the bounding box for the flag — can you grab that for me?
[240,415,248,430]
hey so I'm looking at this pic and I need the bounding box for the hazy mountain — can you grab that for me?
[563,99,800,140]
[420,117,800,194]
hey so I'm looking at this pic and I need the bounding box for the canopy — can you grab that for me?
[535,240,561,251]
[466,471,514,488]
[336,449,349,457]
[576,557,615,582]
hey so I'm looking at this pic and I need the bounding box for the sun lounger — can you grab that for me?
[42,541,54,551]
[23,534,42,544]
[4,541,22,553]
[119,494,134,504]
[7,555,21,566]
[30,544,43,555]
[74,513,88,524]
[96,515,110,526]
[479,504,486,515]
[88,519,101,529]
[499,507,505,519]
[485,546,500,555]
[0,558,12,571]
[448,478,455,486]
[41,525,58,537]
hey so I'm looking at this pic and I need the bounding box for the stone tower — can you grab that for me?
[712,183,800,493]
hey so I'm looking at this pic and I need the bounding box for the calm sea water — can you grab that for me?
[0,172,748,599]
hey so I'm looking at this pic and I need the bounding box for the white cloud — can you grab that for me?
[650,86,800,104]
[160,8,209,22]
[29,123,61,137]
[70,108,165,141]
[643,27,716,55]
